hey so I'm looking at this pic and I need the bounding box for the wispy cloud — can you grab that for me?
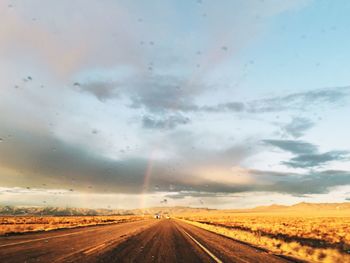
[142,114,190,130]
[264,139,349,168]
[263,139,318,155]
[282,117,315,138]
[283,151,349,168]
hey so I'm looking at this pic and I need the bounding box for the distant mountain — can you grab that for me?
[0,206,133,216]
[0,205,213,216]
[226,202,350,213]
[1,202,349,216]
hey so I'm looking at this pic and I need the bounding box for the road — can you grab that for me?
[0,219,299,263]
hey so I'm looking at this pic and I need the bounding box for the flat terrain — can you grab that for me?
[0,219,295,263]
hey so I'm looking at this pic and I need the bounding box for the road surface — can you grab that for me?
[0,219,299,263]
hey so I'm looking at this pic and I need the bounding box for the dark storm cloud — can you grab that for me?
[0,129,149,193]
[165,191,238,199]
[266,170,350,195]
[0,127,252,194]
[164,170,350,199]
[264,139,349,168]
[1,127,349,198]
[283,117,315,138]
[142,114,190,130]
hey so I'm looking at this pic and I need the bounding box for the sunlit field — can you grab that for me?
[0,215,145,236]
[177,206,350,263]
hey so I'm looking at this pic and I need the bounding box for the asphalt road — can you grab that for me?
[0,219,299,263]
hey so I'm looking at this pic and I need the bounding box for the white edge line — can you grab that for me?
[182,229,223,263]
[0,228,99,248]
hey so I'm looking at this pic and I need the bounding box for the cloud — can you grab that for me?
[163,170,350,198]
[283,117,314,138]
[264,139,349,168]
[142,114,190,130]
[247,86,350,113]
[263,139,318,155]
[283,151,349,168]
[1,124,350,200]
[127,74,202,113]
[267,170,350,195]
[165,191,237,200]
[77,78,350,118]
[199,86,350,114]
[76,81,119,102]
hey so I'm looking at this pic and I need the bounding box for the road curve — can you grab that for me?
[0,219,299,263]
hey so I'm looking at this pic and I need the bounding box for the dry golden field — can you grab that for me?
[0,215,145,236]
[177,206,350,263]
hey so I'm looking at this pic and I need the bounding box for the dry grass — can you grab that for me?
[177,212,350,263]
[0,215,146,235]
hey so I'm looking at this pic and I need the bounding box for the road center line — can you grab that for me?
[182,229,223,263]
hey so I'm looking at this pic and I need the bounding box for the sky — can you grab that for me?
[0,0,350,209]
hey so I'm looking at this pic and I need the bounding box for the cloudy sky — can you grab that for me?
[1,0,350,209]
